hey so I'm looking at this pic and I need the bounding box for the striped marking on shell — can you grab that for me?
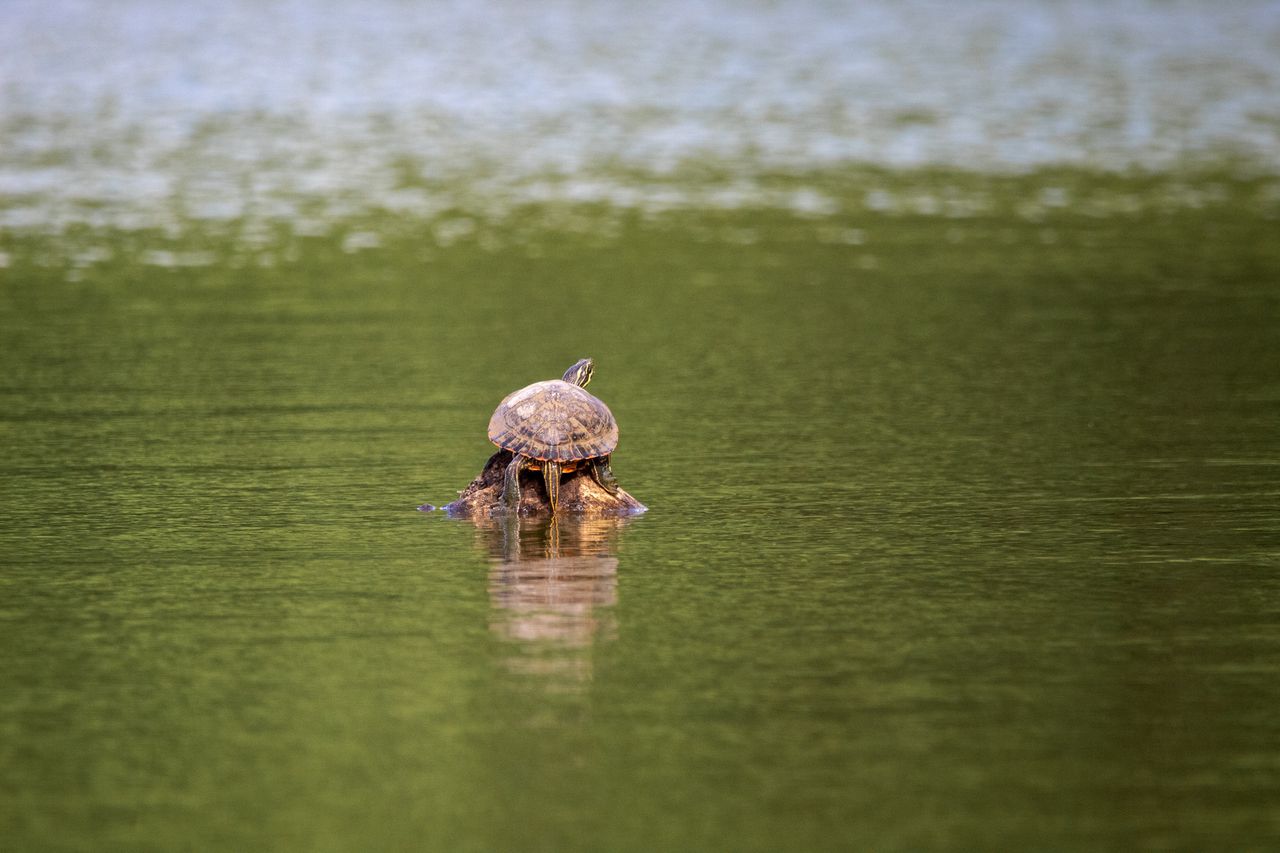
[488,379,618,462]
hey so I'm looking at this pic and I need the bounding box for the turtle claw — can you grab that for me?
[591,458,620,495]
[501,453,525,513]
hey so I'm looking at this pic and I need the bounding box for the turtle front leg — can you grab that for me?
[501,453,526,513]
[543,459,562,515]
[590,457,620,495]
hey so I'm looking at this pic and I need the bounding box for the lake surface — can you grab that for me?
[3,2,1280,850]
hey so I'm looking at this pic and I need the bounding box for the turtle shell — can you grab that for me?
[488,379,618,462]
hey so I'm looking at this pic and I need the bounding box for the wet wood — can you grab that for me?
[444,450,646,518]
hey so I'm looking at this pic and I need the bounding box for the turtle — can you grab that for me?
[487,358,620,514]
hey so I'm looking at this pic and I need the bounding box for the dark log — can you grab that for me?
[443,450,647,518]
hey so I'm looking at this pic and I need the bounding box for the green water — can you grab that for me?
[3,170,1279,850]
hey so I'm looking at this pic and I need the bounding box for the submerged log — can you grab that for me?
[444,450,647,518]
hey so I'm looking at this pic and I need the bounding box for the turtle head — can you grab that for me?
[562,358,594,388]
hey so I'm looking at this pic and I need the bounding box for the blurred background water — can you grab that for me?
[4,0,1280,234]
[2,1,1279,850]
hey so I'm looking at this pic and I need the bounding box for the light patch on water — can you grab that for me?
[140,249,218,268]
[1,0,1279,236]
[340,231,382,253]
[71,247,112,268]
[432,218,477,247]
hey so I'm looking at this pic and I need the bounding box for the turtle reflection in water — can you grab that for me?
[487,358,621,515]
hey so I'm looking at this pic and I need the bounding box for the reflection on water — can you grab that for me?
[465,516,635,687]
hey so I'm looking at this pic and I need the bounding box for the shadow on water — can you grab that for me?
[458,515,639,689]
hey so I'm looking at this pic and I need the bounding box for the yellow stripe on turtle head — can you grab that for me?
[562,358,594,388]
